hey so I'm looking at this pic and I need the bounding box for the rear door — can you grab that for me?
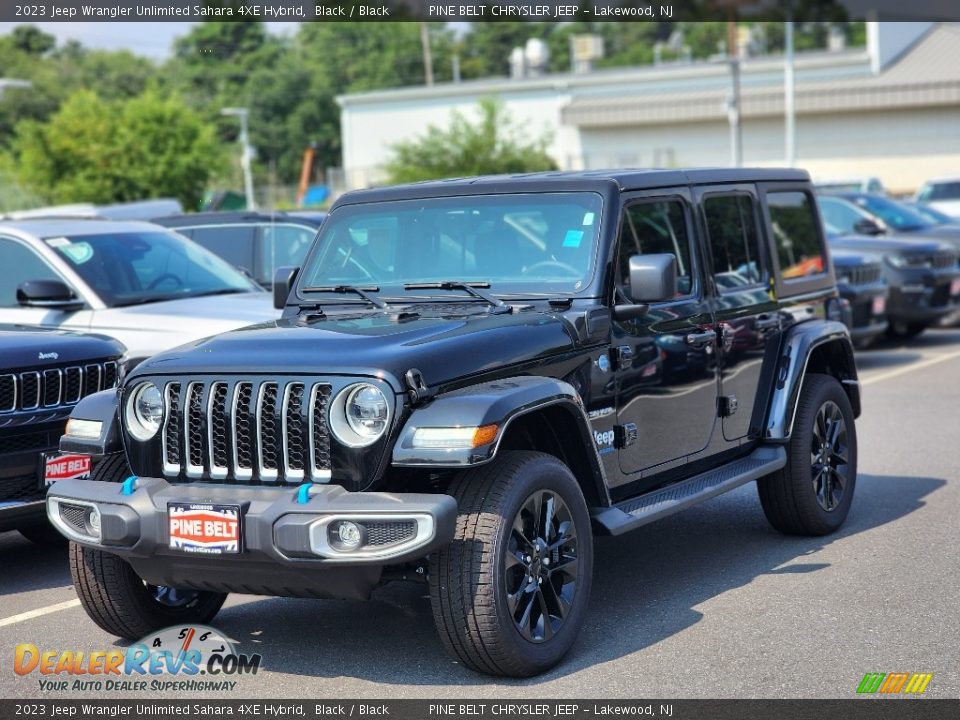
[612,188,719,484]
[696,186,779,441]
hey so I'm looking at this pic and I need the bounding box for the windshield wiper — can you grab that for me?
[302,284,387,309]
[403,281,509,313]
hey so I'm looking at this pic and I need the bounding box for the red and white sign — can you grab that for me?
[44,454,91,486]
[168,503,240,554]
[872,295,887,316]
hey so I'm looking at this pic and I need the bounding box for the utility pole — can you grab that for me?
[221,107,256,211]
[784,17,796,167]
[420,23,434,86]
[726,19,743,167]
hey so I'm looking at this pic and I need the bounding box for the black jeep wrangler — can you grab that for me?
[50,169,860,677]
[1,324,123,543]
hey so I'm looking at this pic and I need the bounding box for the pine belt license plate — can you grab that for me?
[168,503,241,555]
[872,295,886,316]
[951,278,960,296]
[42,453,91,487]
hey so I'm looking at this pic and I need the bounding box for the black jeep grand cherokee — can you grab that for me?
[52,169,860,677]
[1,325,123,543]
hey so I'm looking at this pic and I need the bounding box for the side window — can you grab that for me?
[703,194,764,289]
[260,224,318,283]
[0,238,60,307]
[616,199,694,299]
[767,191,827,279]
[184,226,256,273]
[818,197,862,235]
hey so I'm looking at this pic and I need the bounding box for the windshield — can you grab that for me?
[298,193,604,300]
[850,195,934,232]
[44,231,260,307]
[919,181,960,202]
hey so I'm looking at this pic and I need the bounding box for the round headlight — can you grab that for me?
[125,382,163,441]
[329,383,390,447]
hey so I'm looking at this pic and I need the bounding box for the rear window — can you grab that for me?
[767,192,826,279]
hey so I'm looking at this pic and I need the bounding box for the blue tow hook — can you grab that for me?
[121,475,138,496]
[296,482,314,504]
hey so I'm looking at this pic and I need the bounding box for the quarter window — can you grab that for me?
[767,192,827,279]
[703,195,764,289]
[616,199,694,298]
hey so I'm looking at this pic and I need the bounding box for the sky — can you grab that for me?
[0,22,298,59]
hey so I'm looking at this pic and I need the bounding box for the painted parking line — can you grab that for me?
[0,599,80,629]
[861,348,960,387]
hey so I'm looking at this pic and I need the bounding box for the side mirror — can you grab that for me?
[854,218,885,236]
[16,280,83,310]
[273,266,299,310]
[628,253,677,303]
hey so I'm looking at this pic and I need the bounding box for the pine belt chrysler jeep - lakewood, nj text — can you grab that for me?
[50,169,861,677]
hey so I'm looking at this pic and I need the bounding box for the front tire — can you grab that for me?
[429,451,593,677]
[758,373,857,536]
[886,321,926,339]
[69,452,227,640]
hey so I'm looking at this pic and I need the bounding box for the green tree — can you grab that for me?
[385,99,556,184]
[12,89,223,208]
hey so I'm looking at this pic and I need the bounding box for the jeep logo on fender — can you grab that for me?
[594,430,615,447]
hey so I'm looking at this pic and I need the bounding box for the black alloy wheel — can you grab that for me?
[810,400,851,512]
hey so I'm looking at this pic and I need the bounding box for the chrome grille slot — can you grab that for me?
[208,382,230,479]
[310,384,332,482]
[184,382,205,478]
[84,364,101,396]
[0,375,14,412]
[257,382,280,481]
[43,369,62,406]
[162,383,182,475]
[232,383,254,480]
[282,383,306,481]
[64,367,82,404]
[20,371,40,409]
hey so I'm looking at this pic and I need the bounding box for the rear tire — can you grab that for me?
[69,543,227,640]
[758,373,857,536]
[68,452,227,640]
[429,451,593,677]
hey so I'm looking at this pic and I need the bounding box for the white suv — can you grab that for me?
[0,219,279,363]
[915,177,960,220]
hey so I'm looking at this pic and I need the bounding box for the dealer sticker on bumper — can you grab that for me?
[168,503,241,554]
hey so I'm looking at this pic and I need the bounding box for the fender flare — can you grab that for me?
[392,375,609,503]
[763,320,860,441]
[59,388,124,457]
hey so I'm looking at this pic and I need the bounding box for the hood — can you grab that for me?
[131,307,578,391]
[102,291,277,328]
[0,325,124,371]
[830,249,883,267]
[897,225,960,245]
[828,234,954,256]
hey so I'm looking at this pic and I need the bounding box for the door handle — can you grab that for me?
[754,315,779,331]
[685,329,717,347]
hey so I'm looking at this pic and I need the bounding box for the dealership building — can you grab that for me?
[337,22,960,194]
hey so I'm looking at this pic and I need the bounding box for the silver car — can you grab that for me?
[0,219,279,362]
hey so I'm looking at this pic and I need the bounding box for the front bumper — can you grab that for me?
[46,477,456,599]
[886,271,959,324]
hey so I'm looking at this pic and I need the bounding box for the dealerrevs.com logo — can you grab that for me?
[856,672,933,695]
[14,625,261,692]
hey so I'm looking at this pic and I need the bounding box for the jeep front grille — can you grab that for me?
[841,263,882,286]
[160,380,332,483]
[0,361,118,414]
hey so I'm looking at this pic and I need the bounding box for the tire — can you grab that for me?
[18,522,67,547]
[429,451,593,677]
[69,543,227,640]
[886,321,926,339]
[758,373,858,536]
[68,452,227,640]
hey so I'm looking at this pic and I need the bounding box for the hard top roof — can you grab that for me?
[334,167,810,206]
[153,211,326,227]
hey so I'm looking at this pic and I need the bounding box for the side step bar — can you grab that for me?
[591,446,786,536]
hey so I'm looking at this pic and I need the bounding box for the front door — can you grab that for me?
[696,187,779,441]
[612,189,719,483]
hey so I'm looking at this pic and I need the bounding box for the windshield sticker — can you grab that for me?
[60,242,94,264]
[582,212,595,226]
[563,229,584,248]
[46,237,72,248]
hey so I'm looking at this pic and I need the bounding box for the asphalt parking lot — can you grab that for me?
[2,330,958,700]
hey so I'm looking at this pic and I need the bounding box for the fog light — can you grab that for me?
[336,520,363,549]
[86,506,101,538]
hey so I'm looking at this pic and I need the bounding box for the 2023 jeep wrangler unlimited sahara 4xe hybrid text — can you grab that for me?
[50,169,860,677]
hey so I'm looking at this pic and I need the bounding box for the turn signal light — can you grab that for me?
[411,424,499,449]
